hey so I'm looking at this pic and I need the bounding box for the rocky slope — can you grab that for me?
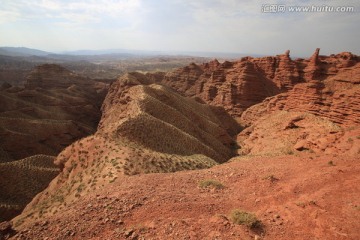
[99,72,240,163]
[0,64,110,221]
[0,64,109,162]
[237,111,360,157]
[10,72,240,227]
[0,155,58,222]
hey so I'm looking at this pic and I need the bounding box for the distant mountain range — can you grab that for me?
[0,47,51,57]
[0,47,262,59]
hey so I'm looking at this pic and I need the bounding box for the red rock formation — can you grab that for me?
[155,49,358,118]
[303,48,321,80]
[241,62,360,126]
[159,59,280,117]
[153,49,360,119]
[252,50,301,90]
[99,72,240,162]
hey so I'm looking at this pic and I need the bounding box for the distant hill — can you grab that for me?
[62,49,155,56]
[0,47,52,57]
[63,49,263,58]
[0,46,263,59]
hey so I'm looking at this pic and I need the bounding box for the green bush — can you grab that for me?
[230,209,261,228]
[198,179,224,189]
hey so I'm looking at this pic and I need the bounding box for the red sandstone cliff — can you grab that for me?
[157,49,359,120]
[240,60,360,127]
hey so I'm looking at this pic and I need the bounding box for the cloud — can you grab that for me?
[0,0,141,25]
[0,0,359,55]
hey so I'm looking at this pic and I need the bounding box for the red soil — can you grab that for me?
[9,153,360,240]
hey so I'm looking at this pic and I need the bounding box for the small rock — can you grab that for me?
[124,229,133,237]
[41,221,49,227]
[0,221,16,239]
[130,232,138,239]
[254,235,261,240]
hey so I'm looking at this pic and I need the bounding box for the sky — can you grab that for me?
[0,0,359,57]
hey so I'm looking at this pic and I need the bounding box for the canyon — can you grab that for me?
[0,64,110,222]
[1,49,359,240]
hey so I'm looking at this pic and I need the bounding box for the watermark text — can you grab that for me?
[261,4,355,13]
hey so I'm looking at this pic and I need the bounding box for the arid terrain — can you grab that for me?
[0,64,110,221]
[0,48,210,86]
[5,154,360,240]
[0,49,359,240]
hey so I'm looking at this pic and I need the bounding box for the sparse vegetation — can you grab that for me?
[76,183,85,193]
[284,148,295,155]
[296,202,303,208]
[296,200,318,208]
[328,161,335,166]
[0,155,59,222]
[198,179,225,189]
[262,174,279,182]
[230,209,261,229]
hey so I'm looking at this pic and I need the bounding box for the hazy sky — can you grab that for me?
[0,0,359,57]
